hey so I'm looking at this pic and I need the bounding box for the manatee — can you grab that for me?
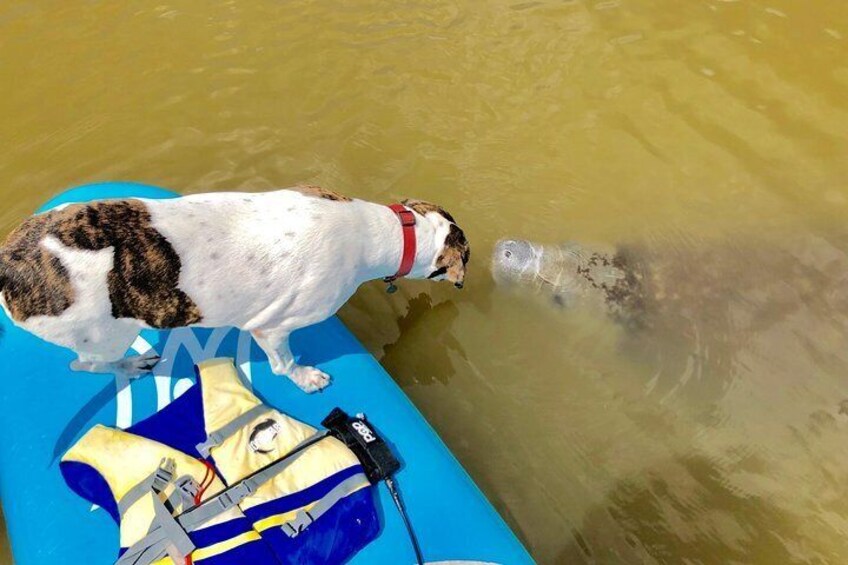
[491,239,647,326]
[491,234,848,406]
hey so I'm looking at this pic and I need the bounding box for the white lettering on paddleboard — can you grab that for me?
[119,327,255,428]
[352,420,377,443]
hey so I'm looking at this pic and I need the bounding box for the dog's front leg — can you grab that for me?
[251,329,331,393]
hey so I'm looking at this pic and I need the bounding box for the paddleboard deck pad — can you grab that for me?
[0,182,532,565]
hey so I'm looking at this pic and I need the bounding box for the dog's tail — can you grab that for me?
[0,249,13,301]
[0,252,7,294]
[0,253,7,345]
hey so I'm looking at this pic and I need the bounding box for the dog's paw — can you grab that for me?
[289,365,331,393]
[117,352,161,377]
[69,351,160,377]
[69,358,90,373]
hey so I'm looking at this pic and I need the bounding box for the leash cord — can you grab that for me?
[385,476,424,565]
[194,460,216,506]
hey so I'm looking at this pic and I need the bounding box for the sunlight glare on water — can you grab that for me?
[2,1,848,562]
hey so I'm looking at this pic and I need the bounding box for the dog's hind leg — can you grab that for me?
[66,320,158,377]
[70,350,160,377]
[251,328,330,393]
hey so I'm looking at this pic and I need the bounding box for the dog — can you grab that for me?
[0,185,470,392]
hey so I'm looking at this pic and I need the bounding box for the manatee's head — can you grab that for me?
[491,239,540,285]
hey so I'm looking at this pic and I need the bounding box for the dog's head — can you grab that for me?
[402,199,470,289]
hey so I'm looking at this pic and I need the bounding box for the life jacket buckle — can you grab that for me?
[175,476,200,507]
[152,458,176,492]
[195,431,224,459]
[282,509,315,538]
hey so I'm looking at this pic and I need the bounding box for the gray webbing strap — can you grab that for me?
[179,431,330,531]
[154,488,195,564]
[164,475,200,514]
[118,458,176,518]
[116,431,330,565]
[281,473,368,538]
[116,493,195,565]
[195,404,272,458]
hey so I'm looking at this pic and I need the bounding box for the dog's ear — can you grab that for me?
[437,224,470,289]
[401,199,457,224]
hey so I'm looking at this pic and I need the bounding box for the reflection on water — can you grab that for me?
[2,0,848,562]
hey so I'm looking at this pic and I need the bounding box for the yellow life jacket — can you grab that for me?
[61,358,380,565]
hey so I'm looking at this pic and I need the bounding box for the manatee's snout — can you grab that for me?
[492,239,538,283]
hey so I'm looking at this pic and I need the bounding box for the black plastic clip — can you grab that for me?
[384,277,398,294]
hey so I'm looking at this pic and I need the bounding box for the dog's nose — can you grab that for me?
[454,282,464,289]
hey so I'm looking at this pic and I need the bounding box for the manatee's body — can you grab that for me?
[491,235,848,402]
[492,239,647,326]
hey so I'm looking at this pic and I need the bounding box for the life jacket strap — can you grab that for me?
[115,461,197,565]
[195,404,273,458]
[118,458,200,519]
[281,472,368,538]
[166,475,201,512]
[182,431,329,529]
[118,458,174,518]
[153,486,196,564]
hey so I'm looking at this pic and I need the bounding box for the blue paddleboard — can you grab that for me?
[0,182,532,565]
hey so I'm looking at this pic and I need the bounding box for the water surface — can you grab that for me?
[2,1,848,563]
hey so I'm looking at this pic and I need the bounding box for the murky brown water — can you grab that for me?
[2,1,848,563]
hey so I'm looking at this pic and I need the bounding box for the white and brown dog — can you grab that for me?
[0,185,470,392]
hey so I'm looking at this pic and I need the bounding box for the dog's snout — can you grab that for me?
[454,282,464,289]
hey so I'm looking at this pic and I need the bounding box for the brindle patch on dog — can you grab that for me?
[0,214,73,321]
[434,224,471,284]
[401,199,469,284]
[292,184,352,202]
[0,200,202,327]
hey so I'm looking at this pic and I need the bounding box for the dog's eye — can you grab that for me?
[428,267,448,279]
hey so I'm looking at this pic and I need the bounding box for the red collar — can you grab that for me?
[385,204,417,285]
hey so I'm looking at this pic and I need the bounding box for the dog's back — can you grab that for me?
[0,189,371,355]
[145,189,347,328]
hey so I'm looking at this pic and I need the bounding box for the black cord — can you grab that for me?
[385,476,424,565]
